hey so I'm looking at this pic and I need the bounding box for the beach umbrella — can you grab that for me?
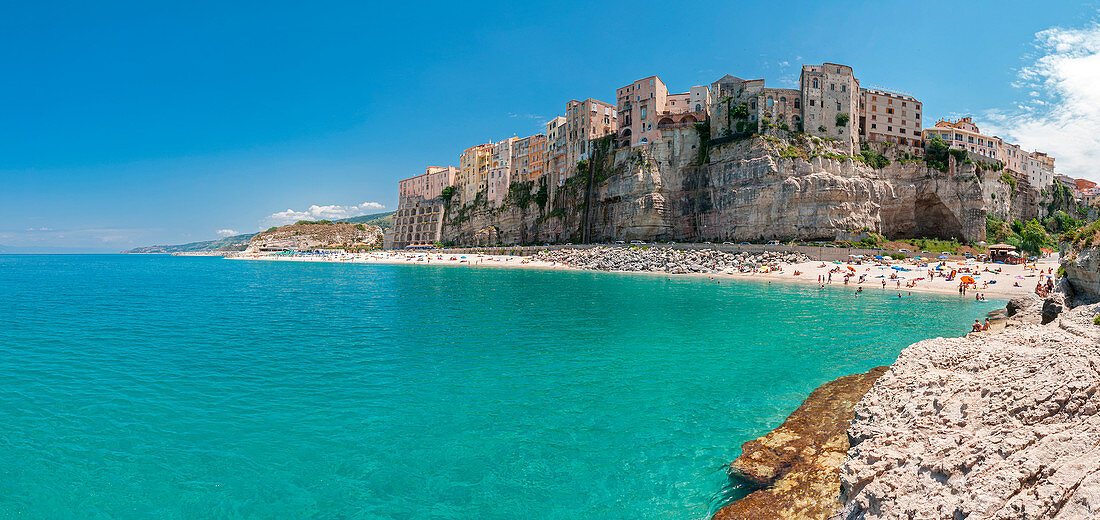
[961,275,975,284]
[874,255,884,259]
[937,255,948,259]
[847,266,856,271]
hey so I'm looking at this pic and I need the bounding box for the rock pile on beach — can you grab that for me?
[532,247,810,274]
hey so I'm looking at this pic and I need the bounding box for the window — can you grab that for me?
[888,126,893,132]
[794,99,800,108]
[695,104,701,111]
[751,100,756,110]
[780,96,786,102]
[812,78,819,88]
[836,102,841,110]
[872,105,877,111]
[810,99,815,106]
[888,99,893,104]
[888,117,892,123]
[900,129,906,134]
[887,108,894,114]
[871,115,877,120]
[766,96,773,107]
[871,123,877,129]
[902,102,907,107]
[830,83,835,91]
[841,85,846,92]
[641,107,646,119]
[872,95,878,101]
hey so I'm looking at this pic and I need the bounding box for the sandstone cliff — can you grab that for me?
[246,221,383,252]
[442,131,1022,245]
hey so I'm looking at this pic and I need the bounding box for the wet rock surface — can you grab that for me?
[713,367,888,520]
[531,247,809,274]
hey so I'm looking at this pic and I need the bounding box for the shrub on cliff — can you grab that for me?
[441,186,456,202]
[924,135,951,172]
[835,113,850,127]
[859,143,890,169]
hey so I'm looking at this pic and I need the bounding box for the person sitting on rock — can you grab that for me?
[972,320,983,332]
[982,318,991,331]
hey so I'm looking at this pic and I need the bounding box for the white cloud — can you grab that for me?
[216,229,238,237]
[983,21,1100,182]
[262,201,385,226]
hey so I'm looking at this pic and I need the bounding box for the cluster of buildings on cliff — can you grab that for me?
[386,62,1082,249]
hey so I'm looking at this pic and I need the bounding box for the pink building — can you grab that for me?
[616,76,708,147]
[564,98,617,178]
[391,166,458,248]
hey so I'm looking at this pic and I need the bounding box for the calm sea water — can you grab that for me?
[0,255,1003,519]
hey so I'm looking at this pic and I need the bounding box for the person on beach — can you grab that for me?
[882,280,887,289]
[982,318,990,331]
[972,320,983,332]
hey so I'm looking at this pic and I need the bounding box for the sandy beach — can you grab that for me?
[231,248,1056,300]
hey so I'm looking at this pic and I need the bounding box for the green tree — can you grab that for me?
[441,186,456,202]
[835,112,850,127]
[1019,218,1052,255]
[924,134,951,172]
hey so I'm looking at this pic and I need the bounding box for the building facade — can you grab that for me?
[859,88,923,154]
[800,63,861,153]
[544,116,567,186]
[616,76,709,147]
[708,75,800,137]
[564,98,617,179]
[389,166,457,248]
[921,117,1003,162]
[512,134,546,183]
[457,143,492,204]
[486,138,517,207]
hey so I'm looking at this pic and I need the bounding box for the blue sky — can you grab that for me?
[3,1,1099,252]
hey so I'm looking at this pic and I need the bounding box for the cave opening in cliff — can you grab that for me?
[914,193,964,241]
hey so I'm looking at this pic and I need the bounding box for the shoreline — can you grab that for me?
[229,248,1052,300]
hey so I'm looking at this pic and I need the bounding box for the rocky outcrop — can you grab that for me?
[246,221,383,252]
[442,131,1021,246]
[531,247,808,274]
[714,367,888,520]
[835,303,1100,520]
[1061,245,1100,303]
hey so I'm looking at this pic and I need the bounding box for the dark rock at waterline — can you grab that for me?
[712,366,888,520]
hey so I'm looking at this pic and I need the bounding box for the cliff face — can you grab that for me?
[441,131,1020,245]
[246,221,383,252]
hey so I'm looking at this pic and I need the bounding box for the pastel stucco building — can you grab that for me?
[921,117,1002,162]
[859,88,923,154]
[616,76,709,147]
[486,138,517,207]
[564,98,617,180]
[512,133,546,183]
[388,166,457,249]
[457,143,492,204]
[544,116,567,186]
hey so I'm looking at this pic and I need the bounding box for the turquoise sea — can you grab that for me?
[0,255,1004,519]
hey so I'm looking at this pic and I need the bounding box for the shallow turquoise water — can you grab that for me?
[0,255,1003,519]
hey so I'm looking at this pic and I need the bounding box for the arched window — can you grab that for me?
[766,96,774,107]
[812,78,819,88]
[750,100,756,110]
[780,96,786,102]
[695,104,701,112]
